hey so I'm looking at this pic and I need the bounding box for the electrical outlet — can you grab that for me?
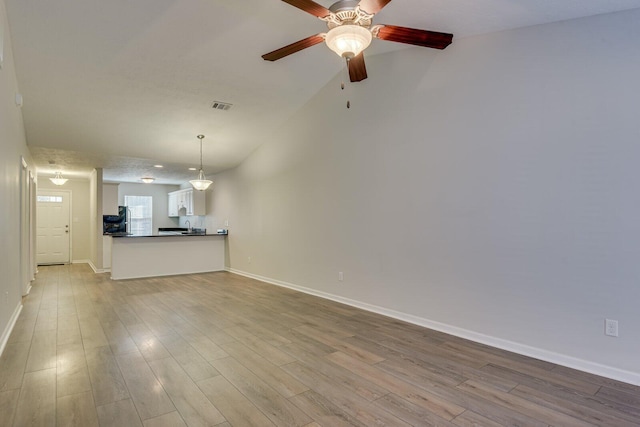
[248,256,251,264]
[224,219,229,227]
[338,272,343,281]
[605,319,619,337]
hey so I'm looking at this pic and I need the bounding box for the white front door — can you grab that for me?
[37,189,71,264]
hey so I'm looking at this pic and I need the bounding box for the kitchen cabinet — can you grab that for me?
[168,188,205,217]
[168,192,179,217]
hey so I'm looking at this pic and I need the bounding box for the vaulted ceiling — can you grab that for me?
[7,0,640,183]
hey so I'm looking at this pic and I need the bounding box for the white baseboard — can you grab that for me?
[0,301,23,358]
[85,260,109,274]
[227,268,640,387]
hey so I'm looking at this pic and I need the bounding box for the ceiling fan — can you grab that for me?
[262,0,453,82]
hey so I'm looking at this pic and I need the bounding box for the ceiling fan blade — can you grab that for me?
[262,34,325,61]
[347,53,367,82]
[358,0,393,15]
[375,25,453,49]
[281,0,332,18]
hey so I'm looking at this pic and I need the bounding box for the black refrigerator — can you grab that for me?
[103,206,128,234]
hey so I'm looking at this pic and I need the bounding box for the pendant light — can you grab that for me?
[50,171,68,186]
[189,134,212,191]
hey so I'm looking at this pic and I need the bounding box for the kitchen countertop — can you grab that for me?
[110,232,227,238]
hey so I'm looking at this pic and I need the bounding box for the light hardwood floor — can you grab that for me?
[1,264,639,426]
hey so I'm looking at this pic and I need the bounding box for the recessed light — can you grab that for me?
[153,165,163,168]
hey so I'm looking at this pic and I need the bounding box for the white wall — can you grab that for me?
[0,0,34,353]
[210,10,640,384]
[118,183,180,233]
[38,178,91,262]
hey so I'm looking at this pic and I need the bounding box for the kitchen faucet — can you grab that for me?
[185,220,191,232]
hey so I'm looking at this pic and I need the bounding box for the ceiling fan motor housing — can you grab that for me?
[325,0,374,29]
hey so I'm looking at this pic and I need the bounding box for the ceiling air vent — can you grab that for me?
[211,101,232,111]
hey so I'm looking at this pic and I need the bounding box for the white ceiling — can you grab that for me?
[7,0,640,184]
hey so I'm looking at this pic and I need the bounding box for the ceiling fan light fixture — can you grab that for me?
[189,135,213,191]
[325,24,372,58]
[50,171,68,186]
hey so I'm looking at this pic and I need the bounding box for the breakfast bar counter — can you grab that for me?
[110,233,227,280]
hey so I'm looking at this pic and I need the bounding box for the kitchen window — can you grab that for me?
[124,195,152,236]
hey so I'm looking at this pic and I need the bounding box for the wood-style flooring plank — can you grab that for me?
[281,360,412,427]
[4,264,640,427]
[326,350,465,419]
[210,356,311,426]
[56,390,100,427]
[24,330,57,372]
[197,375,274,427]
[511,384,640,427]
[57,313,82,347]
[125,323,172,361]
[115,351,176,421]
[57,343,92,397]
[374,393,459,426]
[0,389,20,427]
[12,368,57,427]
[281,343,388,402]
[452,410,504,427]
[457,380,595,427]
[293,324,384,365]
[221,340,309,398]
[148,356,226,426]
[78,316,109,350]
[143,411,188,427]
[101,320,138,355]
[288,390,365,427]
[96,398,144,427]
[156,333,220,382]
[0,341,30,391]
[85,345,130,406]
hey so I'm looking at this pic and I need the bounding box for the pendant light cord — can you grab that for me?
[197,134,205,171]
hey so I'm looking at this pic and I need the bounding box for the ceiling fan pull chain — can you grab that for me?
[343,58,351,109]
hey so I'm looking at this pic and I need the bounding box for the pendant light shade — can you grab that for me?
[189,134,212,191]
[50,171,68,186]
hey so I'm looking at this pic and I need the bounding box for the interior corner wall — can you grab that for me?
[38,178,91,262]
[212,9,640,384]
[0,0,34,353]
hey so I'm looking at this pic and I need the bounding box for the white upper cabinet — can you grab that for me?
[168,191,179,217]
[168,188,205,217]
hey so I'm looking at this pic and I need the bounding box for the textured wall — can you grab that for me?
[209,10,640,383]
[0,0,33,351]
